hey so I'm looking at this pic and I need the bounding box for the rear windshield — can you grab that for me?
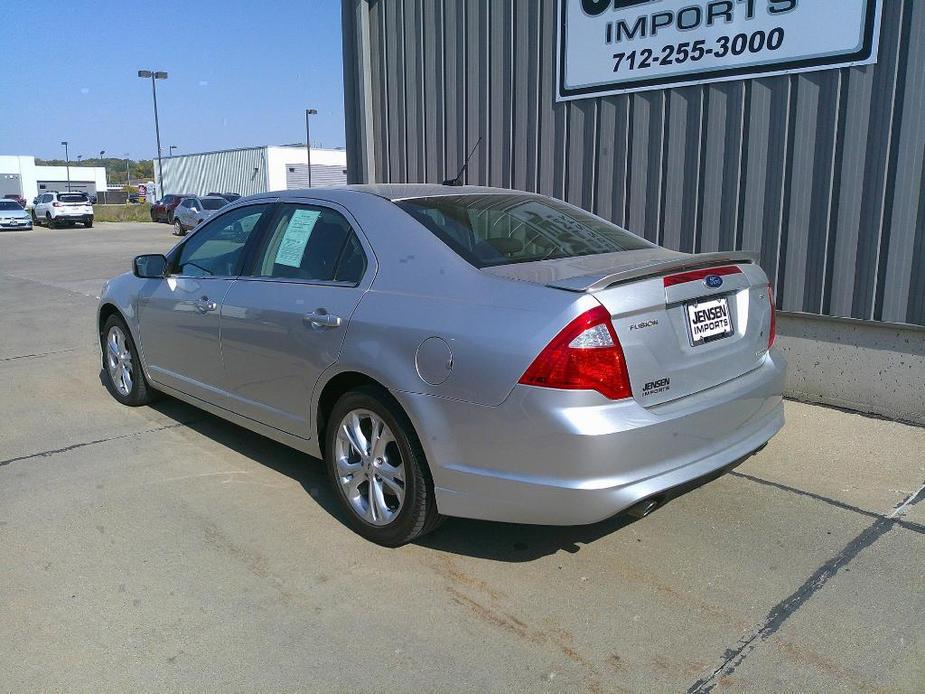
[0,200,22,210]
[59,193,89,203]
[201,198,227,211]
[396,194,652,268]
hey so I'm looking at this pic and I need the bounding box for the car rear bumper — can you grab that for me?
[400,349,786,525]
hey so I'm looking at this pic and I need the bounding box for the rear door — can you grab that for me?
[593,263,774,406]
[219,201,372,436]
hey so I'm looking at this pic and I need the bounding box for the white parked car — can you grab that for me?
[33,191,94,228]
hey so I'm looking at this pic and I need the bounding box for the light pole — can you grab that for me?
[138,69,168,196]
[124,153,131,188]
[61,141,71,191]
[169,145,177,157]
[77,155,83,163]
[305,108,317,188]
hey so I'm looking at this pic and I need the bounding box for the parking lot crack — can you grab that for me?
[686,517,896,692]
[0,347,84,362]
[730,471,925,535]
[0,419,202,469]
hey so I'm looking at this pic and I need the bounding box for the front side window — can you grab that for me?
[396,194,653,268]
[251,204,367,284]
[174,204,268,277]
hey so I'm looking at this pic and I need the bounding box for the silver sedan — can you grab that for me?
[172,195,228,235]
[97,185,785,546]
[0,200,32,231]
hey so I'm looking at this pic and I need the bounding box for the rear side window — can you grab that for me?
[251,204,367,284]
[59,193,89,203]
[201,198,226,211]
[396,194,652,268]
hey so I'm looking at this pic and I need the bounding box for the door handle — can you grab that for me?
[304,310,343,329]
[195,296,217,313]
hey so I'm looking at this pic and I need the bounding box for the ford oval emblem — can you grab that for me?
[705,274,724,289]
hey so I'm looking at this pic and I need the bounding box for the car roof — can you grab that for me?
[272,184,537,204]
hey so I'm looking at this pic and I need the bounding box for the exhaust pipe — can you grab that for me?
[625,498,659,519]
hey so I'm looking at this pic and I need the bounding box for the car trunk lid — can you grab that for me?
[484,249,774,406]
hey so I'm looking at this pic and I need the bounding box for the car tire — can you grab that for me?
[150,209,157,222]
[100,314,158,407]
[325,386,442,546]
[84,217,93,228]
[46,213,55,229]
[166,211,174,224]
[173,219,185,236]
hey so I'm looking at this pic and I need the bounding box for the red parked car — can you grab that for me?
[150,193,193,223]
[3,193,27,208]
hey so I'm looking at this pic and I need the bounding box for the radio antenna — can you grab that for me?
[442,136,482,186]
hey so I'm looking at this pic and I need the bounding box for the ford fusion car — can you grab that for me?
[97,185,785,546]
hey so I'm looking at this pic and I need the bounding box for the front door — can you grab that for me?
[136,203,272,404]
[219,202,372,436]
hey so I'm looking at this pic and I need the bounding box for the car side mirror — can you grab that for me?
[133,254,168,279]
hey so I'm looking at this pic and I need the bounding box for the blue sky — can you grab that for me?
[0,0,345,160]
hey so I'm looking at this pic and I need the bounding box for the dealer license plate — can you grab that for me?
[686,297,733,346]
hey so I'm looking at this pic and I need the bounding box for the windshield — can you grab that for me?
[396,194,652,268]
[59,193,89,203]
[0,201,23,210]
[201,198,227,211]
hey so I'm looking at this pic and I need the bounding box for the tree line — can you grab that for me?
[35,158,155,185]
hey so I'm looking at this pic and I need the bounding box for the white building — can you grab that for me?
[0,155,108,204]
[158,145,348,197]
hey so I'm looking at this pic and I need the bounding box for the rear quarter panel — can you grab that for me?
[322,193,597,407]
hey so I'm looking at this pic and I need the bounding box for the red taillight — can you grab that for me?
[663,265,742,288]
[767,285,776,348]
[519,306,632,400]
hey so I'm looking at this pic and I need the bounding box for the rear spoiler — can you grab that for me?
[547,251,759,292]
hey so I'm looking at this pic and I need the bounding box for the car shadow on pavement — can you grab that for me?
[145,393,355,532]
[143,389,734,563]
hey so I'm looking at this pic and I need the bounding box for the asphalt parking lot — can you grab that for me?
[1,221,923,692]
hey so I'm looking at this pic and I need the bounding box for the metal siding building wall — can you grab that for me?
[343,0,925,327]
[284,164,350,188]
[159,147,268,197]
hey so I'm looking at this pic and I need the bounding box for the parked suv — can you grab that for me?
[172,195,227,235]
[151,193,193,223]
[33,191,94,228]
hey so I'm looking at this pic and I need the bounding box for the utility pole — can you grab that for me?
[61,141,71,191]
[305,108,317,188]
[124,154,131,188]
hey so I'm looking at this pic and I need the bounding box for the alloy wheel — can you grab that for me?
[106,325,134,396]
[334,409,406,526]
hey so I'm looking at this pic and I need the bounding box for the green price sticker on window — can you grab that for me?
[275,209,321,268]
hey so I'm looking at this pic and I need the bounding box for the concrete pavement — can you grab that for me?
[1,222,922,692]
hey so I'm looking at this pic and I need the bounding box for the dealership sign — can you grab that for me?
[557,0,883,100]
